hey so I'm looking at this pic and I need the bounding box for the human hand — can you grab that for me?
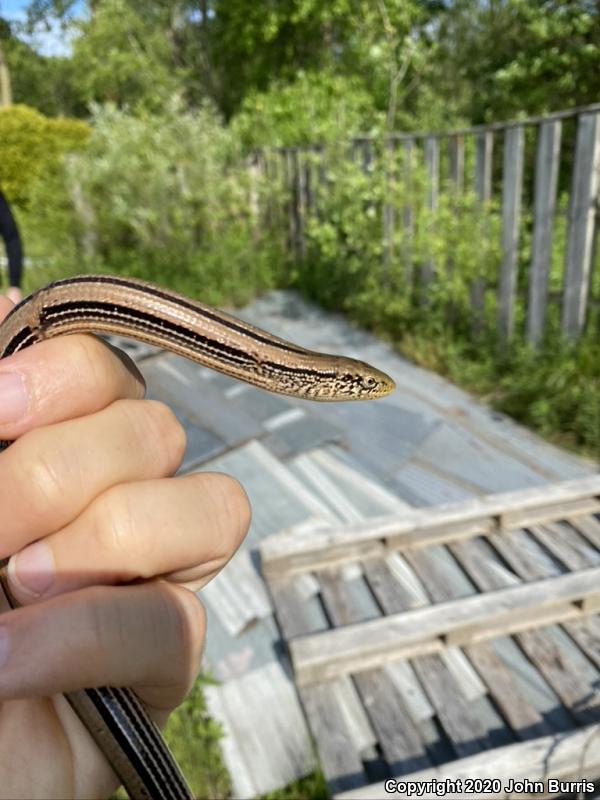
[0,294,250,798]
[5,286,22,305]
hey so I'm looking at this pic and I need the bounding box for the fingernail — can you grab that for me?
[0,627,9,668]
[9,541,55,598]
[0,372,28,423]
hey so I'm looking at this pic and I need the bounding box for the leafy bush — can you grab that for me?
[231,70,382,149]
[51,103,285,301]
[0,104,89,204]
[267,137,599,457]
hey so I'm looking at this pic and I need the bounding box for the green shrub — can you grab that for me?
[0,104,89,205]
[41,103,286,301]
[231,70,382,150]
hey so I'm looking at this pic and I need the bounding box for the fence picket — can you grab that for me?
[527,120,562,345]
[422,136,439,289]
[402,138,415,286]
[562,113,600,338]
[499,125,525,339]
[471,131,494,332]
[448,134,464,191]
[269,104,600,346]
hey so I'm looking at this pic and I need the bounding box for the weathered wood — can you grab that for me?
[295,149,307,259]
[452,529,600,729]
[362,558,419,614]
[499,125,525,339]
[475,131,494,202]
[299,681,367,794]
[439,647,487,701]
[283,149,297,254]
[319,567,431,774]
[448,135,464,192]
[562,112,600,338]
[333,676,378,754]
[260,475,600,577]
[384,659,435,722]
[499,497,600,529]
[471,130,494,333]
[445,134,465,324]
[486,529,553,583]
[569,514,600,550]
[422,136,439,288]
[404,548,470,604]
[353,668,432,773]
[481,523,600,675]
[412,654,491,758]
[335,722,600,799]
[465,642,550,740]
[290,567,600,685]
[563,618,600,670]
[516,627,600,725]
[402,138,415,285]
[529,521,600,572]
[382,138,396,276]
[318,568,381,625]
[269,576,328,639]
[527,120,562,345]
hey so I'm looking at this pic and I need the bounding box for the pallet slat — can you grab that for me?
[261,476,600,577]
[291,567,600,685]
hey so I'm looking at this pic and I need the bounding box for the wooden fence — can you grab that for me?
[259,103,600,345]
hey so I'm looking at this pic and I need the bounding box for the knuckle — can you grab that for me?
[121,399,186,472]
[18,435,64,514]
[93,485,137,561]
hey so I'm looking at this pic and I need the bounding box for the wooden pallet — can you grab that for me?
[260,476,600,797]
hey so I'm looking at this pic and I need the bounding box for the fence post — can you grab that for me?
[445,135,465,325]
[422,136,439,290]
[498,125,525,339]
[562,113,600,339]
[448,134,464,191]
[471,130,494,332]
[382,138,396,282]
[527,120,562,346]
[402,138,415,286]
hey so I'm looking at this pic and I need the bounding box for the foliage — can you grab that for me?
[273,140,599,457]
[431,0,600,123]
[1,19,84,116]
[0,103,89,204]
[47,103,284,303]
[232,70,381,149]
[209,0,434,123]
[69,0,185,112]
[162,674,231,799]
[261,769,329,800]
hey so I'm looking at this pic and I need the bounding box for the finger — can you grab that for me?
[7,473,250,603]
[0,399,187,558]
[0,582,206,715]
[0,296,14,320]
[0,334,145,441]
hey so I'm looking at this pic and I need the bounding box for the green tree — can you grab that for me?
[209,0,436,123]
[432,0,600,123]
[70,0,185,110]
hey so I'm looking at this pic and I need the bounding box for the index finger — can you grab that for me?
[0,315,145,441]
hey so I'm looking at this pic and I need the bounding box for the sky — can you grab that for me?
[0,0,83,55]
